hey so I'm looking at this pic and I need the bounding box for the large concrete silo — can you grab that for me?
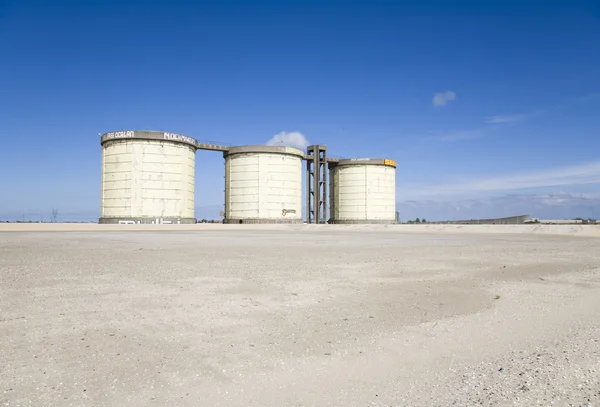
[99,130,197,224]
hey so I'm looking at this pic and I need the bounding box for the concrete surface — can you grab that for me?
[1,225,599,406]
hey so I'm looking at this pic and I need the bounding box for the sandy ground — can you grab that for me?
[1,222,600,237]
[1,225,599,406]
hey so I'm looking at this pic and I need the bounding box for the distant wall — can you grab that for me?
[433,214,531,225]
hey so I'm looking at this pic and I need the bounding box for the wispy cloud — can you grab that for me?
[572,92,600,104]
[484,91,600,126]
[485,114,529,124]
[401,161,600,200]
[432,91,457,107]
[485,109,544,124]
[428,91,598,143]
[266,131,310,150]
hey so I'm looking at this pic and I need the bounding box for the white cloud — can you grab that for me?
[400,161,600,200]
[432,91,457,107]
[266,131,310,150]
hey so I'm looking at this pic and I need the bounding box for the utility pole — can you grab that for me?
[52,208,58,223]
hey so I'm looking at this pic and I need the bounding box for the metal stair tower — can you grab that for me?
[306,145,327,224]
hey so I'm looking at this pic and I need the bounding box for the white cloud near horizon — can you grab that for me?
[398,191,600,221]
[400,161,600,200]
[266,131,310,150]
[432,91,457,107]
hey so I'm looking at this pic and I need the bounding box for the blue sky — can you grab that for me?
[1,0,599,221]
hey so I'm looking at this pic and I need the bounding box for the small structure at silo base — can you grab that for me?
[329,158,397,224]
[223,145,304,224]
[99,130,198,224]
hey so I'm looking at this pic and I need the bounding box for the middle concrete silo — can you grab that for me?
[329,158,397,224]
[224,145,304,223]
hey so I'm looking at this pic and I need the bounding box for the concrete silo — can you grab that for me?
[224,145,304,224]
[99,130,197,224]
[329,158,397,224]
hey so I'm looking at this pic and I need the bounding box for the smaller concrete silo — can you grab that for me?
[329,158,397,224]
[224,145,304,224]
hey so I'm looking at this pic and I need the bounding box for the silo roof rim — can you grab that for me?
[100,130,198,148]
[226,145,305,157]
[335,158,397,167]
